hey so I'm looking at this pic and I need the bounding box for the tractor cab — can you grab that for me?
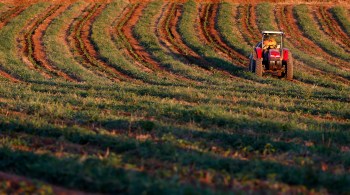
[249,31,293,80]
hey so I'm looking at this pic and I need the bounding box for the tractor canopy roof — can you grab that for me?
[262,31,284,35]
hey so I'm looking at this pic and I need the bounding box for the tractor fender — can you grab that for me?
[282,48,289,61]
[255,47,262,59]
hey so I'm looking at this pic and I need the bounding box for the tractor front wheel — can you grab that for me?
[286,52,293,80]
[255,58,263,77]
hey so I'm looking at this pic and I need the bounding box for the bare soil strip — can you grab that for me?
[113,3,154,73]
[207,3,247,67]
[70,4,131,82]
[32,5,79,82]
[314,6,350,52]
[156,3,212,73]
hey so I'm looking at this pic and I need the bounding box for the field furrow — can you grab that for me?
[32,5,79,82]
[276,6,350,76]
[70,4,131,82]
[113,4,154,73]
[236,4,260,45]
[19,5,57,79]
[274,5,350,86]
[68,4,115,81]
[0,6,25,29]
[294,5,350,63]
[207,3,247,67]
[314,6,350,52]
[120,3,162,72]
[157,3,212,73]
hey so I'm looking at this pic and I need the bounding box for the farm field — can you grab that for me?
[0,0,349,194]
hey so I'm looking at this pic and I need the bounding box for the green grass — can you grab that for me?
[0,1,349,194]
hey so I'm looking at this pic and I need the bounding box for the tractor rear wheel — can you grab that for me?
[286,52,293,80]
[255,58,263,77]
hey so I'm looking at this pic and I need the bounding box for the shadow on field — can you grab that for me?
[1,119,350,193]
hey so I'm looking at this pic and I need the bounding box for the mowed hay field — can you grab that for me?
[0,0,349,194]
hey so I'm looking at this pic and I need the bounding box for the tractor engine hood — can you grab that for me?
[268,49,281,61]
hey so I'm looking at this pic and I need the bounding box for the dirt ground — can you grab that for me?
[1,0,349,5]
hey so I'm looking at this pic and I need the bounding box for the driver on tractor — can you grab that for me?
[263,36,277,59]
[263,36,277,50]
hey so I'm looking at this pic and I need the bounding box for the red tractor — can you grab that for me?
[249,31,293,80]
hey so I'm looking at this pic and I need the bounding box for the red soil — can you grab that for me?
[67,4,112,80]
[32,5,79,82]
[113,4,154,73]
[0,6,26,82]
[248,4,261,37]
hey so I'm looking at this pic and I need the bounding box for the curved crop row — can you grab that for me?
[200,4,246,67]
[217,3,251,57]
[134,1,217,84]
[236,4,260,45]
[0,6,25,82]
[95,1,185,86]
[118,3,161,72]
[71,4,133,82]
[43,2,108,84]
[31,5,80,82]
[179,0,248,80]
[314,7,350,52]
[113,3,155,73]
[273,5,350,86]
[252,3,344,89]
[22,5,77,81]
[331,6,350,37]
[157,3,212,74]
[0,3,49,81]
[0,6,25,29]
[294,5,350,62]
[267,4,350,89]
